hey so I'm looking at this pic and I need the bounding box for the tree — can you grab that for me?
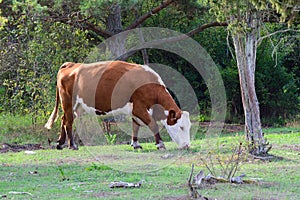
[0,0,92,119]
[209,0,299,155]
[41,0,176,60]
[0,0,298,148]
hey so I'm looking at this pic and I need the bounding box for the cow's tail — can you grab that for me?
[45,87,60,129]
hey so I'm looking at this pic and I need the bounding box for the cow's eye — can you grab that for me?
[180,126,184,131]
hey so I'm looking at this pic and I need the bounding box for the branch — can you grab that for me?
[83,21,112,38]
[258,28,300,43]
[126,0,175,30]
[186,22,228,37]
[120,21,227,60]
[44,11,112,38]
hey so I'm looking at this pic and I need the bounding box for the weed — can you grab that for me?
[200,140,248,180]
[58,166,69,182]
[104,133,117,145]
[85,163,113,171]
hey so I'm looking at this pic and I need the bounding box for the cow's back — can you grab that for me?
[73,61,162,114]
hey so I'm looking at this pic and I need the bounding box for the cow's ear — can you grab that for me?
[167,109,177,125]
[169,109,176,118]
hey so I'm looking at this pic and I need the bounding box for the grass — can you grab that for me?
[0,115,300,199]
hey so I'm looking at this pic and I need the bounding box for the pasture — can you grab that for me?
[0,115,299,199]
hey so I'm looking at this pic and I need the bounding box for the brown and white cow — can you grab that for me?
[45,61,191,150]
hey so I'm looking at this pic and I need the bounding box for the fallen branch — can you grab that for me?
[199,173,257,185]
[8,191,33,196]
[109,181,142,188]
[249,154,276,161]
[188,164,258,199]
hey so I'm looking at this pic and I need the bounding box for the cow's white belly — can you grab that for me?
[73,95,136,120]
[73,95,157,126]
[73,95,133,116]
[73,96,97,116]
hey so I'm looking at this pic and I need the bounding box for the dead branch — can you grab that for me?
[109,181,142,188]
[257,28,300,43]
[8,191,33,196]
[200,158,214,176]
[126,0,176,30]
[227,142,243,180]
[188,164,201,199]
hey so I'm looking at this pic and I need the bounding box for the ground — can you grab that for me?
[0,126,299,199]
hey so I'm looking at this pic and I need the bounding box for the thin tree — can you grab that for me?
[209,0,299,155]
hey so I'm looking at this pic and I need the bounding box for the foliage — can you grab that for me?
[0,0,299,126]
[104,133,117,145]
[0,0,92,122]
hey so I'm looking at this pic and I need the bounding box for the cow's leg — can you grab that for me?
[65,120,78,150]
[64,109,78,150]
[132,107,166,150]
[57,114,77,150]
[57,116,67,150]
[131,119,142,149]
[148,119,166,150]
[59,92,78,150]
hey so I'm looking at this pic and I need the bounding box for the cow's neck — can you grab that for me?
[157,90,181,113]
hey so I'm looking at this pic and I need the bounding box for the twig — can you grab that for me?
[216,155,227,178]
[228,143,243,180]
[109,181,142,188]
[208,152,216,176]
[8,191,33,196]
[249,154,275,160]
[258,28,300,43]
[225,147,236,180]
[200,157,214,176]
[188,164,201,199]
[188,163,194,186]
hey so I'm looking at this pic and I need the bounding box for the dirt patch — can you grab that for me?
[89,191,122,198]
[164,195,197,200]
[0,143,45,153]
[281,144,300,152]
[199,122,244,133]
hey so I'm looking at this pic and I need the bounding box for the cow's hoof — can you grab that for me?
[69,145,79,150]
[157,146,166,151]
[133,145,143,150]
[156,142,166,150]
[156,140,166,150]
[131,141,142,149]
[56,144,64,150]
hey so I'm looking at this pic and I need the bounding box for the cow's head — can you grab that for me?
[163,110,191,149]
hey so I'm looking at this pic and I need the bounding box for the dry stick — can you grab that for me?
[216,155,227,178]
[188,164,201,198]
[227,149,238,180]
[200,158,214,176]
[228,143,243,180]
[225,143,239,180]
[231,143,244,179]
[224,149,235,180]
[8,191,33,196]
[188,164,194,185]
[208,152,217,176]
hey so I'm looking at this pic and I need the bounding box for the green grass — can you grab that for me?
[1,114,299,199]
[1,126,300,199]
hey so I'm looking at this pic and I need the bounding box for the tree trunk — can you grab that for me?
[105,3,126,60]
[231,11,270,155]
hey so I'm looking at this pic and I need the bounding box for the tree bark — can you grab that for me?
[104,3,126,59]
[231,11,269,155]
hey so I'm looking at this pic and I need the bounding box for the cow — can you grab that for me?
[45,61,191,150]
